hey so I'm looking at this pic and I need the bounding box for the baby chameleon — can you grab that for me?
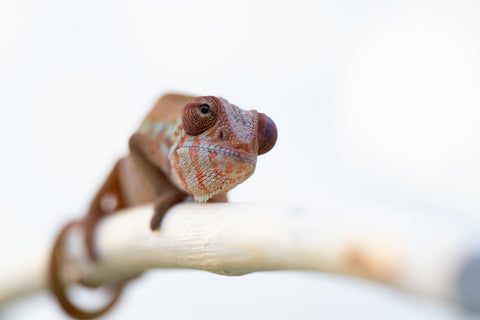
[48,94,278,319]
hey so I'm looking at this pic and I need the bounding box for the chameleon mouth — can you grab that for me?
[176,145,256,165]
[170,143,257,202]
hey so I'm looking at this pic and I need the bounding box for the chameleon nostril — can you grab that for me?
[219,131,224,140]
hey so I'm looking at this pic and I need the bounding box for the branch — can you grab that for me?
[1,202,479,310]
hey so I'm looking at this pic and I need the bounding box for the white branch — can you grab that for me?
[1,202,479,310]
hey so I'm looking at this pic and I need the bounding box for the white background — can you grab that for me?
[1,0,480,319]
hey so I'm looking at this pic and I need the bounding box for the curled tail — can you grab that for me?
[48,161,128,318]
[48,220,125,319]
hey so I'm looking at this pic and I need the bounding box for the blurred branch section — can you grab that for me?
[0,202,479,311]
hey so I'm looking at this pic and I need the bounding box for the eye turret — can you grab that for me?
[182,98,219,135]
[257,113,277,155]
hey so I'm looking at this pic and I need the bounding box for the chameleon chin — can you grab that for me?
[48,94,277,319]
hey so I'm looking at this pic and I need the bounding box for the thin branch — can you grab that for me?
[1,202,479,310]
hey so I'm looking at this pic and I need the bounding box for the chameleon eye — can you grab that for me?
[199,104,210,114]
[182,102,218,135]
[257,113,277,155]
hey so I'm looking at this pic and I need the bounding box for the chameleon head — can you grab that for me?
[168,96,277,202]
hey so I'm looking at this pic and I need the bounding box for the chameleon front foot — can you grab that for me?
[150,189,186,231]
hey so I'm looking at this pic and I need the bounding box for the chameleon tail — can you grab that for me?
[48,220,125,319]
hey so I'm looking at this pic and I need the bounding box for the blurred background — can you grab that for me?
[1,0,480,319]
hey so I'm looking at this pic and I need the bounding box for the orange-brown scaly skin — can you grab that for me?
[48,93,277,319]
[170,96,260,201]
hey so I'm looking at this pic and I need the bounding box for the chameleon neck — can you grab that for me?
[134,120,180,176]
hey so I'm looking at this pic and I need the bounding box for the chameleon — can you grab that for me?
[48,93,277,319]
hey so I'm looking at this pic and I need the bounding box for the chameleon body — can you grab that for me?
[48,94,277,319]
